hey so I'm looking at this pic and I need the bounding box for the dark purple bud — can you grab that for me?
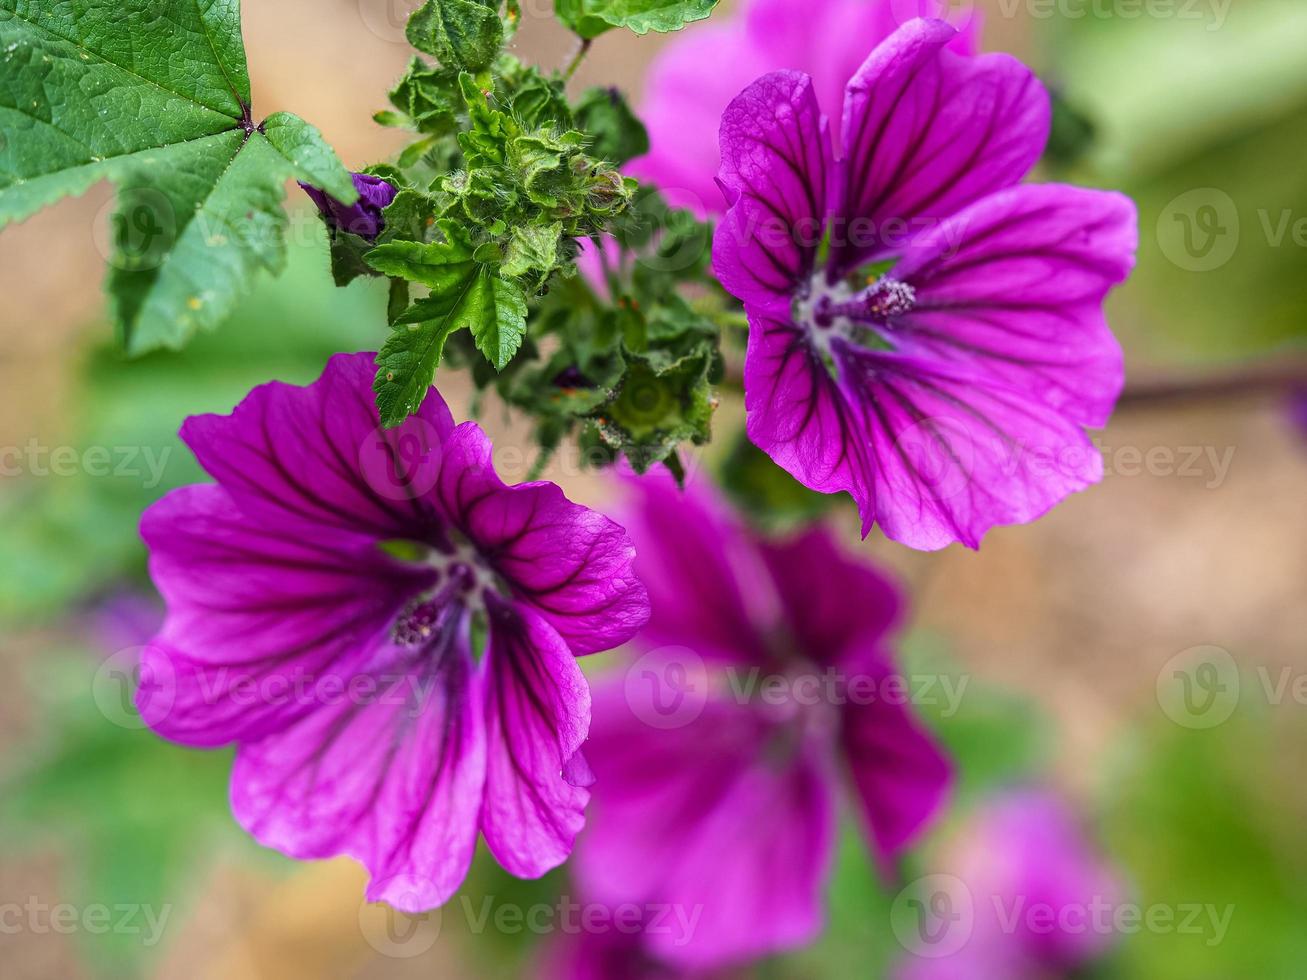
[299,172,398,241]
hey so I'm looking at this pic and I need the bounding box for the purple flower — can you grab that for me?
[87,590,163,656]
[135,353,649,911]
[299,172,398,240]
[895,790,1123,980]
[630,0,978,215]
[713,18,1138,550]
[1290,388,1307,441]
[544,908,739,980]
[573,472,951,968]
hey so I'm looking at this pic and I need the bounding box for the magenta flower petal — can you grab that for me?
[833,18,1048,272]
[231,633,486,912]
[577,477,950,966]
[891,184,1137,427]
[618,471,768,663]
[714,19,1135,549]
[480,594,592,878]
[838,647,953,868]
[835,345,1105,549]
[627,23,770,214]
[743,311,876,520]
[138,485,431,746]
[139,355,650,907]
[895,790,1124,979]
[180,352,453,540]
[438,423,649,655]
[631,0,980,215]
[578,690,837,968]
[714,70,833,317]
[756,525,903,660]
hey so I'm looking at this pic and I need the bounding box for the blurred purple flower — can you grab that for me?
[714,18,1138,550]
[573,472,952,969]
[299,172,397,240]
[135,353,649,911]
[88,590,163,656]
[896,790,1123,980]
[1290,388,1307,440]
[631,0,978,215]
[544,908,741,980]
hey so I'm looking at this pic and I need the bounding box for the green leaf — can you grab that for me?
[368,228,526,422]
[326,184,437,287]
[468,269,527,369]
[367,222,479,291]
[554,0,720,38]
[0,0,247,227]
[597,343,716,473]
[375,316,464,427]
[0,0,354,352]
[501,221,561,282]
[407,0,505,71]
[261,111,356,201]
[110,124,350,354]
[386,56,464,136]
[574,86,650,166]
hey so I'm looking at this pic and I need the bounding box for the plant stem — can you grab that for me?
[563,37,592,81]
[1117,357,1307,409]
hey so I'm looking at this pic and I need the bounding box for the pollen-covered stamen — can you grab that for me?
[392,565,475,646]
[815,277,916,326]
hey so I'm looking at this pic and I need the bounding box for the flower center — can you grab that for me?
[797,275,916,357]
[386,540,499,647]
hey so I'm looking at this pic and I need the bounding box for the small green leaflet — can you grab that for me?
[368,228,527,426]
[0,0,355,353]
[407,0,505,72]
[554,0,720,37]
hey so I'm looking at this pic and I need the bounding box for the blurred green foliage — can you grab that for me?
[0,233,386,622]
[1051,0,1307,360]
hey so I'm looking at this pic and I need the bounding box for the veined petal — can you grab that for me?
[833,18,1048,272]
[757,525,903,662]
[628,23,771,216]
[832,343,1104,550]
[838,645,953,871]
[230,623,486,912]
[138,484,433,745]
[577,684,837,968]
[619,471,772,664]
[181,352,454,541]
[714,70,833,316]
[743,311,876,526]
[746,0,982,146]
[632,0,979,220]
[889,184,1137,427]
[479,594,592,878]
[439,423,649,655]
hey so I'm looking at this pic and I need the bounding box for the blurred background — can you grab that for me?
[2,0,1306,977]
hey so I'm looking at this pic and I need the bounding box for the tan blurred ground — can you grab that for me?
[1,2,1305,978]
